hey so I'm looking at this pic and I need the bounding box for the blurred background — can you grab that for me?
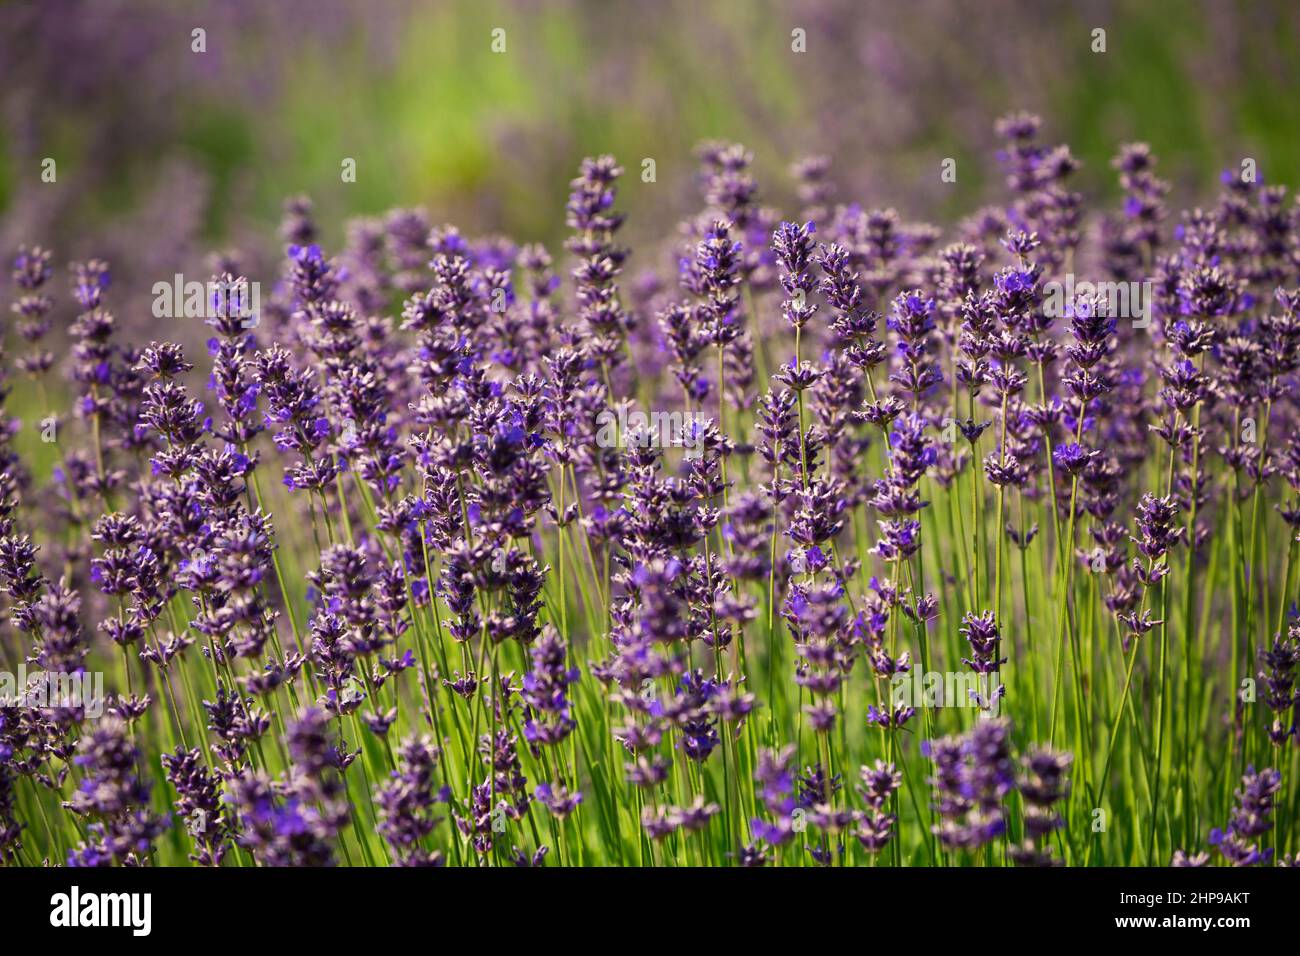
[2,0,1298,307]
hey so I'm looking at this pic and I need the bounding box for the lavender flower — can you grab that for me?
[1209,767,1282,866]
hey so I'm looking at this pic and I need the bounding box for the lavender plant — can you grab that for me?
[2,118,1299,869]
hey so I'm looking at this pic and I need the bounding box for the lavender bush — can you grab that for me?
[1,116,1298,867]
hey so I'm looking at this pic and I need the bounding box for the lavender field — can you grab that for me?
[1,2,1298,873]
